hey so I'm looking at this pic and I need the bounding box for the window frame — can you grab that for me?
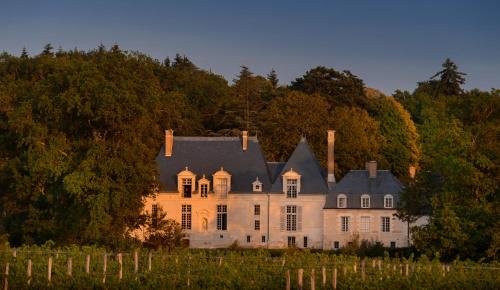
[287,236,296,247]
[181,204,192,230]
[286,205,298,231]
[381,216,391,233]
[177,167,196,198]
[282,169,301,198]
[341,216,350,232]
[361,194,370,208]
[254,220,260,231]
[360,216,371,233]
[213,168,231,199]
[216,204,228,231]
[337,194,347,208]
[384,194,394,208]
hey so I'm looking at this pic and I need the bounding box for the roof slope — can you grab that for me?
[156,136,272,193]
[270,138,329,194]
[324,170,403,208]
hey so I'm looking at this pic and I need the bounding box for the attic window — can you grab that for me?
[213,167,231,199]
[282,169,301,198]
[384,194,394,208]
[198,175,210,198]
[361,194,370,208]
[177,167,195,198]
[337,194,347,208]
[252,177,263,192]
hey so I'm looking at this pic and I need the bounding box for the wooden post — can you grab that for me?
[187,269,190,287]
[286,270,291,290]
[134,251,139,274]
[218,257,223,266]
[377,259,382,271]
[332,268,337,290]
[372,259,376,268]
[282,258,286,266]
[4,262,9,290]
[12,250,16,258]
[67,257,73,277]
[311,269,316,290]
[148,252,152,272]
[321,266,326,287]
[118,253,123,281]
[353,263,357,273]
[102,254,107,284]
[405,263,409,277]
[48,256,52,283]
[27,260,32,285]
[361,259,366,281]
[85,255,90,274]
[343,266,346,276]
[298,268,303,290]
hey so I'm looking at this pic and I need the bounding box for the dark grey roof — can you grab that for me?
[324,170,403,209]
[270,138,329,194]
[156,136,272,193]
[267,162,286,183]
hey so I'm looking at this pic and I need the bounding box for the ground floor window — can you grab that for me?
[390,241,396,248]
[254,220,260,230]
[246,235,251,243]
[262,235,266,243]
[217,205,228,230]
[341,216,350,232]
[181,205,192,230]
[287,236,296,247]
[381,216,391,233]
[333,241,340,249]
[303,236,308,248]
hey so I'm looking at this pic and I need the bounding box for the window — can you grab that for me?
[381,217,391,233]
[254,205,260,216]
[341,216,350,232]
[286,179,298,198]
[181,205,192,230]
[361,194,370,208]
[287,236,296,247]
[151,204,159,227]
[177,167,195,197]
[217,205,228,230]
[333,241,340,249]
[286,205,297,231]
[262,235,266,243]
[360,216,371,233]
[303,236,308,248]
[254,220,260,231]
[384,194,394,208]
[390,241,396,248]
[246,235,251,243]
[252,177,263,192]
[200,184,208,197]
[182,178,192,198]
[213,168,231,199]
[337,194,347,208]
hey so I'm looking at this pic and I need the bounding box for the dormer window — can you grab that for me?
[177,167,195,198]
[282,169,301,198]
[361,194,370,208]
[384,194,394,208]
[337,194,347,208]
[198,175,210,198]
[252,177,263,192]
[213,167,231,199]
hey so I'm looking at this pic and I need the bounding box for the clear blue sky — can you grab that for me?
[1,0,499,94]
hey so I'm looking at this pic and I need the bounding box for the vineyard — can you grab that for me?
[1,246,499,289]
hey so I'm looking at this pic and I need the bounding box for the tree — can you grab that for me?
[20,47,28,58]
[143,207,182,250]
[291,66,367,108]
[430,58,466,96]
[41,43,53,56]
[267,69,279,88]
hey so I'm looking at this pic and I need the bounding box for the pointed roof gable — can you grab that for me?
[270,138,329,194]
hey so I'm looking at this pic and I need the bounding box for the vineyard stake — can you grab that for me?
[361,259,366,281]
[27,259,32,285]
[85,255,90,274]
[134,251,139,274]
[148,252,152,272]
[405,263,409,277]
[332,268,337,290]
[285,270,290,290]
[311,269,315,290]
[322,266,326,287]
[218,257,223,266]
[298,268,303,290]
[118,253,123,281]
[67,257,73,277]
[48,256,52,283]
[102,254,107,284]
[4,262,9,290]
[12,250,16,259]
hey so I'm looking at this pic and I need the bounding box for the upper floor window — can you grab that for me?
[337,194,347,208]
[254,204,260,216]
[384,194,394,208]
[252,177,263,192]
[282,169,301,198]
[360,216,370,233]
[198,174,210,198]
[177,167,195,198]
[361,194,370,208]
[286,205,297,231]
[213,167,231,199]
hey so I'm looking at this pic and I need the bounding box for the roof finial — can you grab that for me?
[185,166,188,171]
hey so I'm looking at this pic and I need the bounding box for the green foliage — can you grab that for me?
[143,207,182,251]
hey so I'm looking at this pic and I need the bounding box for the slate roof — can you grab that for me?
[156,136,272,193]
[324,170,403,209]
[266,162,286,183]
[269,138,329,194]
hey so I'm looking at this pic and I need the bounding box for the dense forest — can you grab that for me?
[0,45,498,260]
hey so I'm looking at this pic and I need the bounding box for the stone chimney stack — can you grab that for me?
[409,165,416,179]
[366,161,377,178]
[327,130,336,183]
[242,131,248,151]
[165,129,174,157]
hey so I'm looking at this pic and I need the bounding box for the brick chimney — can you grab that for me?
[165,129,174,157]
[366,161,377,178]
[242,131,248,151]
[327,130,335,183]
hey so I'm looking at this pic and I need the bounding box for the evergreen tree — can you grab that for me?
[267,69,279,88]
[41,43,53,56]
[20,47,28,58]
[430,58,466,96]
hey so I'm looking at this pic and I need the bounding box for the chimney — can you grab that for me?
[366,161,377,178]
[409,165,416,179]
[327,130,335,183]
[165,129,174,157]
[242,131,248,151]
